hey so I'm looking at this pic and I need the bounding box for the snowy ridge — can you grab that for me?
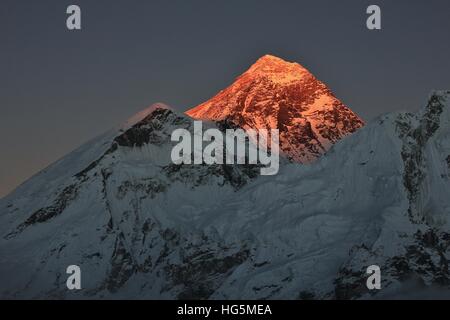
[0,90,450,299]
[120,103,173,131]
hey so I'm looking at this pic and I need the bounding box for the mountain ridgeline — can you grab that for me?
[0,55,449,299]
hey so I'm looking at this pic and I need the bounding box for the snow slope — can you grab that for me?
[0,92,449,299]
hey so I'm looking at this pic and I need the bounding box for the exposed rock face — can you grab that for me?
[396,94,447,223]
[186,55,364,162]
[334,229,450,300]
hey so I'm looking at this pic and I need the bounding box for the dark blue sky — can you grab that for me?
[1,0,450,197]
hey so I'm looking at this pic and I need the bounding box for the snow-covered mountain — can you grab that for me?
[1,89,449,299]
[187,55,364,162]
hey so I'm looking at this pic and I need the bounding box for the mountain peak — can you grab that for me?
[121,102,172,130]
[254,54,289,65]
[186,55,364,162]
[245,55,309,84]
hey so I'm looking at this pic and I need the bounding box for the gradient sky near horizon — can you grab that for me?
[1,0,450,198]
